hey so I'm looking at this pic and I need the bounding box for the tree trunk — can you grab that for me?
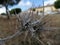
[5,5,10,19]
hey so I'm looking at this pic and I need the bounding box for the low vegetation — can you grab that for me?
[0,14,60,45]
[0,16,19,38]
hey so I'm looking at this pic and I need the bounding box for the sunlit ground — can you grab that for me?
[0,16,19,38]
[0,14,60,45]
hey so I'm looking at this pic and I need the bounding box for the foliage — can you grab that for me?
[0,0,21,19]
[1,13,6,15]
[54,0,60,9]
[32,8,36,11]
[10,8,22,14]
[0,0,20,6]
[40,11,43,13]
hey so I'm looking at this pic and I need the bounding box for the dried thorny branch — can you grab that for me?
[0,11,59,45]
[19,12,60,45]
[18,11,46,45]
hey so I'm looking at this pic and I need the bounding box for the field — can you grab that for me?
[42,14,60,27]
[0,14,60,45]
[0,16,19,38]
[39,14,60,45]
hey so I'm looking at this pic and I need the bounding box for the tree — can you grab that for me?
[54,0,60,9]
[10,8,22,14]
[32,8,36,11]
[1,13,6,15]
[0,0,20,19]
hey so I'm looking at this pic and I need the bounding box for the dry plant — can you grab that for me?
[0,12,60,45]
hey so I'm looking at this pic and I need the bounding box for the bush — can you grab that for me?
[1,13,6,15]
[10,8,22,14]
[32,8,36,11]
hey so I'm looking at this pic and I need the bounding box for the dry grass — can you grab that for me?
[40,14,60,45]
[0,14,60,45]
[41,14,60,27]
[0,16,19,38]
[40,30,60,45]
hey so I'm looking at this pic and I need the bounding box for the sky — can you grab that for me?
[0,0,56,14]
